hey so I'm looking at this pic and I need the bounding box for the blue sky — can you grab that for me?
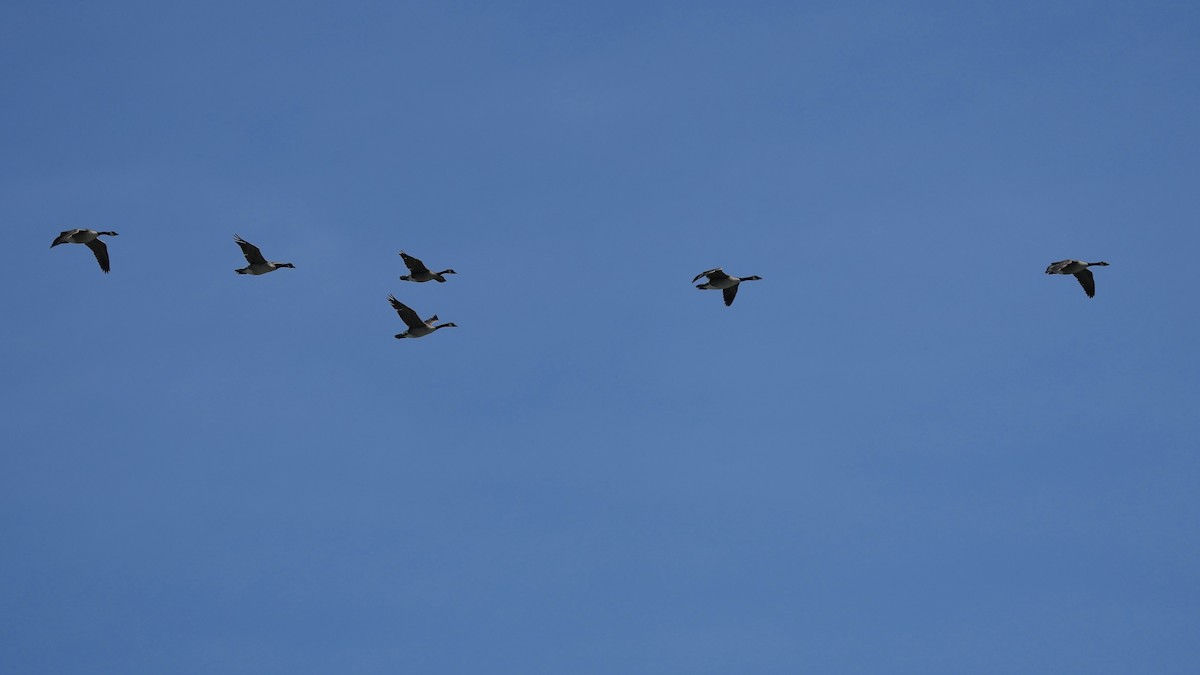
[3,1,1200,672]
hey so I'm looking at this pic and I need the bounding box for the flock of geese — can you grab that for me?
[51,228,1112,338]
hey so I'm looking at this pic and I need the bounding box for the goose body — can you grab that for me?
[50,229,118,273]
[693,268,762,306]
[399,251,456,283]
[389,295,457,339]
[234,235,295,275]
[1045,259,1109,298]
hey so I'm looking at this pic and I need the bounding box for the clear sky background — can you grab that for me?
[3,1,1199,673]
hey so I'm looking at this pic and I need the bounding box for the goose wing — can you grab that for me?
[1074,269,1096,297]
[693,268,728,283]
[722,284,738,306]
[51,229,79,247]
[85,238,111,273]
[388,295,424,329]
[399,252,432,276]
[234,235,267,265]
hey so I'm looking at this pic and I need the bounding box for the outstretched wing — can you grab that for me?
[234,235,267,265]
[85,239,110,273]
[399,251,432,276]
[388,294,423,329]
[1074,269,1096,297]
[51,230,76,247]
[723,284,738,306]
[693,267,727,283]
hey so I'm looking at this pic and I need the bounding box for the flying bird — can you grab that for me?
[388,295,457,339]
[51,229,118,273]
[1045,259,1109,298]
[234,235,296,275]
[693,268,762,306]
[399,251,456,283]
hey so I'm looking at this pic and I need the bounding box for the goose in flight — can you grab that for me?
[1045,259,1109,298]
[399,251,456,283]
[389,295,457,339]
[693,268,762,306]
[51,229,118,273]
[234,235,295,275]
